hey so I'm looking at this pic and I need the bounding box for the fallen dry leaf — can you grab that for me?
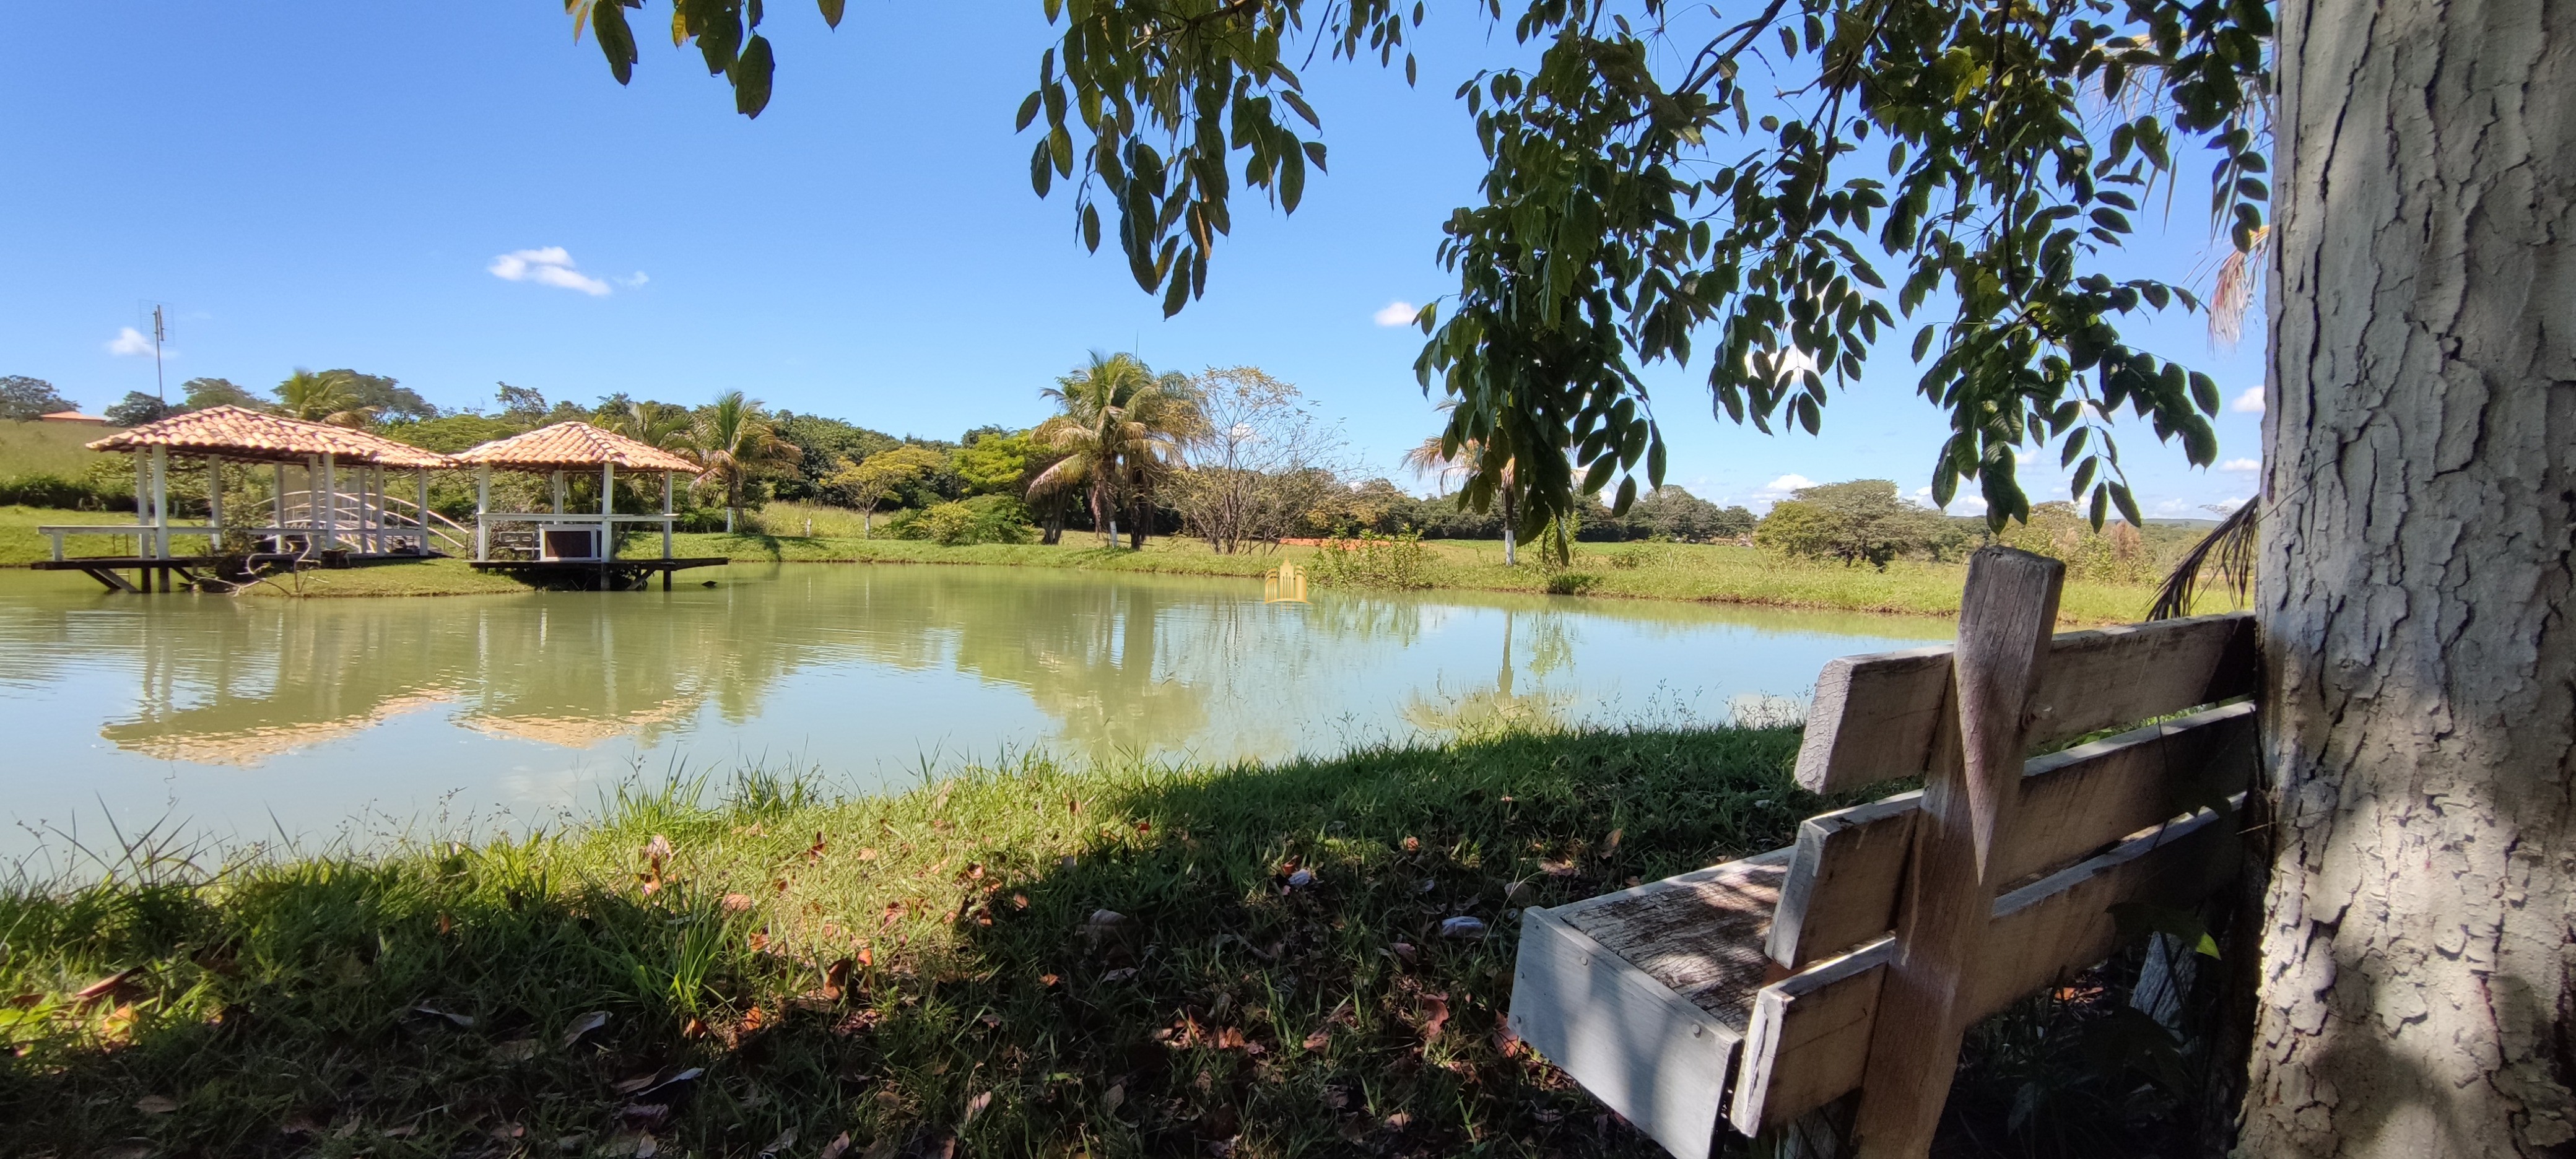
[489,1039,541,1062]
[757,1127,798,1158]
[1098,967,1138,984]
[1603,828,1624,853]
[1038,973,1059,987]
[817,1131,853,1159]
[964,1090,994,1124]
[858,847,879,861]
[721,893,755,913]
[856,946,875,967]
[1383,1111,1413,1132]
[555,1132,591,1153]
[1539,858,1578,878]
[73,968,141,1005]
[1419,993,1451,1041]
[381,1123,420,1139]
[561,1010,611,1049]
[1402,836,1421,851]
[1439,916,1489,939]
[822,957,855,1001]
[135,1095,179,1114]
[412,1003,474,1028]
[1302,1028,1330,1051]
[1100,1083,1125,1113]
[806,831,829,862]
[437,911,454,935]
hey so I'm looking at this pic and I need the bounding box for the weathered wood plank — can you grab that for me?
[1997,702,2257,885]
[1730,804,2244,1135]
[1767,794,1918,970]
[1969,802,2242,1022]
[1767,703,2258,970]
[1729,937,1895,1136]
[1793,612,2256,795]
[1853,547,2065,1155]
[1509,851,1791,1159]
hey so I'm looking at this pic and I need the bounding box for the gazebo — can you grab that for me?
[448,422,721,589]
[46,406,463,591]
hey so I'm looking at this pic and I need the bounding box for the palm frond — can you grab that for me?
[2147,500,2258,621]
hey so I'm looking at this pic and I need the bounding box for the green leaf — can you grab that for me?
[817,0,845,28]
[2109,482,2143,527]
[1279,150,1305,213]
[2110,902,2221,958]
[1016,92,1043,132]
[593,1,639,85]
[732,34,775,118]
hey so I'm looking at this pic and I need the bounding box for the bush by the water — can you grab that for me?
[1306,532,1436,589]
[890,495,1037,545]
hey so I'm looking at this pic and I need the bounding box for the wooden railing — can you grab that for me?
[1507,547,2256,1158]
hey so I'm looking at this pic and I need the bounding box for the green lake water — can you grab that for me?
[0,563,1951,864]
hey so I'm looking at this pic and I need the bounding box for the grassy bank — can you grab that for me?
[0,727,2200,1158]
[0,728,1813,1158]
[3,502,2182,623]
[656,528,2169,625]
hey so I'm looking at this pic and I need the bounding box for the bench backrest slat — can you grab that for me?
[1793,611,2257,795]
[1767,701,2258,970]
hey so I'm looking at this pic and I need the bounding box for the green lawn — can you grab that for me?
[2,503,2187,623]
[0,420,121,477]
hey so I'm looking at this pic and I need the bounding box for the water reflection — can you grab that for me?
[0,565,1949,853]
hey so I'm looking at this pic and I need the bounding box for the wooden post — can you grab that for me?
[150,445,169,560]
[474,465,491,561]
[204,456,222,550]
[601,461,614,560]
[320,453,337,552]
[1848,547,2063,1157]
[552,470,564,514]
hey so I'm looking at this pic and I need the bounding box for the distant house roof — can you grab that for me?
[38,410,110,425]
[85,406,457,469]
[450,422,702,474]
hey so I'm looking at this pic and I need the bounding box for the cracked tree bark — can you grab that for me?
[2252,0,2575,1154]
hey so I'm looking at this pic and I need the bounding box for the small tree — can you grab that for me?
[690,391,799,532]
[1165,367,1345,552]
[825,445,946,536]
[953,432,1033,497]
[181,378,266,412]
[104,392,177,427]
[1756,480,1957,569]
[0,375,72,421]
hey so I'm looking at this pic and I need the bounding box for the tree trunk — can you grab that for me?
[2248,0,2575,1153]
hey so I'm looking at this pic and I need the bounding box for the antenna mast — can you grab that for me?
[151,305,168,404]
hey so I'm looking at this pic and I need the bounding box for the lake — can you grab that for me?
[0,563,1951,864]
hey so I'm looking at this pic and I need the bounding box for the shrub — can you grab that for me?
[1990,503,2160,584]
[0,471,128,510]
[1307,532,1435,589]
[1546,571,1603,595]
[1755,479,1964,568]
[894,495,1035,545]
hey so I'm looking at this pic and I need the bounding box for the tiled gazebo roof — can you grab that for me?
[85,406,456,469]
[450,422,702,474]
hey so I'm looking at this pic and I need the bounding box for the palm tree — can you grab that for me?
[1029,352,1200,548]
[1404,406,1523,565]
[689,391,800,533]
[275,369,376,428]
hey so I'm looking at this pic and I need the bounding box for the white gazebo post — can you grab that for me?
[416,468,431,555]
[320,453,337,552]
[272,464,287,550]
[600,461,614,560]
[150,445,170,559]
[661,472,674,559]
[474,465,492,561]
[133,456,149,555]
[204,456,222,552]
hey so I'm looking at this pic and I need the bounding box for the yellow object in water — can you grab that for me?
[1263,560,1310,604]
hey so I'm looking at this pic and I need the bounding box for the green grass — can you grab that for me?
[3,500,2187,623]
[0,726,1832,1158]
[650,531,2173,625]
[0,420,120,479]
[0,505,139,565]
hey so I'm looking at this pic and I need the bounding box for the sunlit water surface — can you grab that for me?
[0,563,1949,862]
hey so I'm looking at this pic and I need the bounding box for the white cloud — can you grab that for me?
[1915,483,1986,513]
[488,246,612,296]
[618,271,650,289]
[1758,474,1817,495]
[2220,457,2262,472]
[1373,300,1419,327]
[2232,386,2265,413]
[105,327,170,358]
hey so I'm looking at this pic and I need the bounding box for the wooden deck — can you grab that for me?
[466,557,728,590]
[30,551,450,593]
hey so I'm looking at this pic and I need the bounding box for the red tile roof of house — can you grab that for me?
[85,406,456,468]
[38,410,110,425]
[450,422,702,473]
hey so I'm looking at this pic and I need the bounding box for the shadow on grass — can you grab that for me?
[0,727,2208,1159]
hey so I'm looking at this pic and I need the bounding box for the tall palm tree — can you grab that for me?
[275,369,376,428]
[1029,352,1200,548]
[689,391,800,533]
[1404,405,1523,565]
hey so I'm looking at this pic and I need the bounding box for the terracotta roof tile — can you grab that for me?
[85,406,456,468]
[450,422,702,473]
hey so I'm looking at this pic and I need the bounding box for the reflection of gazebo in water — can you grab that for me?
[450,422,726,590]
[37,406,466,592]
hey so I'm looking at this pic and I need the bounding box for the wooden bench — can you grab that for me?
[1508,548,2258,1158]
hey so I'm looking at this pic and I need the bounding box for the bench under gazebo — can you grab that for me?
[41,406,465,592]
[449,422,723,590]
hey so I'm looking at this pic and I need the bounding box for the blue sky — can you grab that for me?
[0,3,2265,517]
